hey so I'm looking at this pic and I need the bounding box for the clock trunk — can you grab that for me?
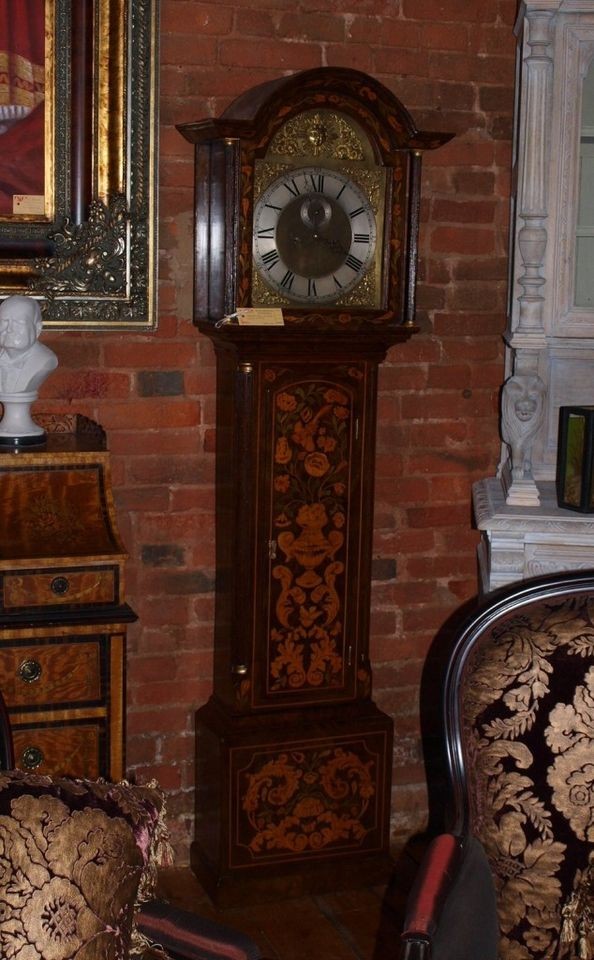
[192,325,403,904]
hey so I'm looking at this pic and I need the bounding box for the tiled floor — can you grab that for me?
[157,844,423,960]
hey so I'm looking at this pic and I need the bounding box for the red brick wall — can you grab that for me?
[39,0,516,857]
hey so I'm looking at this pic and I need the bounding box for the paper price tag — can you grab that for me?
[13,195,45,216]
[236,308,284,326]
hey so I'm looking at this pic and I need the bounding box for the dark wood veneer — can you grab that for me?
[180,69,452,903]
[0,416,135,780]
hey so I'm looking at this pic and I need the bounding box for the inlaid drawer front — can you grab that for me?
[230,728,389,868]
[12,724,103,779]
[0,640,102,707]
[2,566,117,611]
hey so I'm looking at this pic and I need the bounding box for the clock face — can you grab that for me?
[252,166,377,306]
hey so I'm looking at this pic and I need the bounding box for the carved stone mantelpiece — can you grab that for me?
[474,478,594,592]
[473,1,594,588]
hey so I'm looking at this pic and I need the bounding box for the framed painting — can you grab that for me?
[0,0,159,328]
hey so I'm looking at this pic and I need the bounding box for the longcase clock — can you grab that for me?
[178,68,451,904]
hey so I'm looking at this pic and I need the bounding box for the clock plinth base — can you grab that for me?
[192,697,394,906]
[191,839,394,909]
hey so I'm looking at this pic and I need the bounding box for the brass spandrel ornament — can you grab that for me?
[337,267,377,308]
[251,271,289,307]
[267,110,369,162]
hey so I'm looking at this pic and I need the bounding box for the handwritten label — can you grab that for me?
[236,308,284,326]
[13,195,45,216]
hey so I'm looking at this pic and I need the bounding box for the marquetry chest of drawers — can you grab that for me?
[0,414,136,780]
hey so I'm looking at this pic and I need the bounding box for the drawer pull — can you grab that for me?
[21,746,44,770]
[18,659,42,683]
[51,576,70,596]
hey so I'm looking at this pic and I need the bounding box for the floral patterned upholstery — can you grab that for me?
[460,588,594,959]
[0,687,263,960]
[0,769,171,960]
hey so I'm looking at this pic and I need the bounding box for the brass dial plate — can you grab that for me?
[252,161,386,308]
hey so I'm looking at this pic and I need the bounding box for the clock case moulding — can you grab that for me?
[178,67,452,338]
[177,70,452,905]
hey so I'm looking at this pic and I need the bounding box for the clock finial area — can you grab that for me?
[178,68,452,329]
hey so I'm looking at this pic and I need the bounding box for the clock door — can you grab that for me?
[251,359,373,709]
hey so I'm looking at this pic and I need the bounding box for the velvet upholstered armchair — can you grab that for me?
[0,687,262,960]
[400,570,594,960]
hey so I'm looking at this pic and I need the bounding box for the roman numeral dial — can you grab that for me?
[252,166,378,306]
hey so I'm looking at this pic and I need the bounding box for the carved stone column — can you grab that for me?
[500,8,555,506]
[514,10,555,338]
[472,1,594,590]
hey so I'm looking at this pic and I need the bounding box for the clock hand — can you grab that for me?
[288,233,349,256]
[317,235,349,256]
[303,233,350,256]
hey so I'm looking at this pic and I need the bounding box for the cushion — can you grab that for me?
[135,900,262,960]
[461,592,594,958]
[0,769,171,960]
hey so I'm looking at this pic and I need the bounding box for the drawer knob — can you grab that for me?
[21,746,44,770]
[51,576,70,596]
[18,659,42,683]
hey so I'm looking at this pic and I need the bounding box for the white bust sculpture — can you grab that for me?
[0,295,58,443]
[0,295,57,393]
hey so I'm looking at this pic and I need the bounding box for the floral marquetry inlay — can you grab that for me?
[265,367,363,698]
[0,465,118,561]
[236,741,381,863]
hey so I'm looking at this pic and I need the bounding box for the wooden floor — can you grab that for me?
[157,845,422,960]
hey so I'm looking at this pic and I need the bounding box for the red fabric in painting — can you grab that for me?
[0,0,45,67]
[0,103,44,211]
[0,0,45,215]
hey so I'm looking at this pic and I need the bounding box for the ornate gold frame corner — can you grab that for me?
[0,0,159,330]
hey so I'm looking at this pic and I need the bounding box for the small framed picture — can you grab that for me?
[556,406,594,512]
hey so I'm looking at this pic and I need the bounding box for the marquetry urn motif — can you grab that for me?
[264,364,362,703]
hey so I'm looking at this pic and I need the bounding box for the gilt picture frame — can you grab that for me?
[0,0,159,329]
